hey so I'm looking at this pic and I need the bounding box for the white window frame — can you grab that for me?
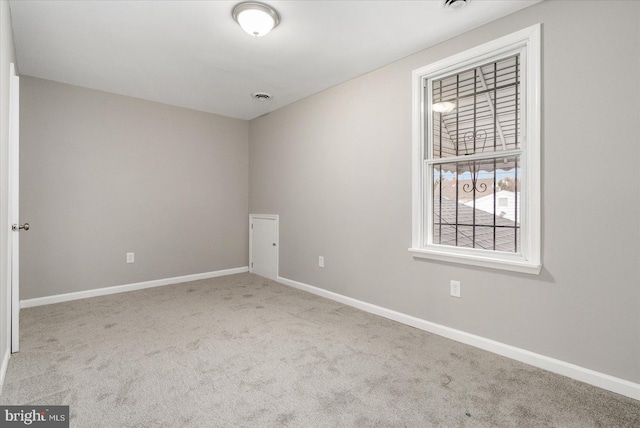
[409,24,541,275]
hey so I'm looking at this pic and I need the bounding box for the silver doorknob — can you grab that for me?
[11,223,29,231]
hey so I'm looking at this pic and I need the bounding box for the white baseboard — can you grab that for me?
[0,348,10,395]
[20,267,249,309]
[277,275,640,401]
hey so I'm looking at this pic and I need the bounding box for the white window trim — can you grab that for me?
[409,24,541,275]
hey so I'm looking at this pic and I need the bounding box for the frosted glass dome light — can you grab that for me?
[232,2,280,37]
[432,102,457,113]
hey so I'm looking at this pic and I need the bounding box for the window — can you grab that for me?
[410,25,541,274]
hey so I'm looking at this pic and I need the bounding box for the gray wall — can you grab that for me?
[1,0,17,372]
[20,77,249,300]
[249,0,640,383]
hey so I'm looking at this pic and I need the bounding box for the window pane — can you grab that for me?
[433,155,520,252]
[432,55,520,159]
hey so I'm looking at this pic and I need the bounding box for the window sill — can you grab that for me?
[409,247,542,275]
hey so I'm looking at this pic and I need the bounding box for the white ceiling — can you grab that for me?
[8,0,541,120]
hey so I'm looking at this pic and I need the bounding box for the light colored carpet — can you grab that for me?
[1,273,638,427]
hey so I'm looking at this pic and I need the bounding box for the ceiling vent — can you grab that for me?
[252,92,272,100]
[443,0,470,11]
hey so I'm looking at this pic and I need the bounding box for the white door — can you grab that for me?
[250,215,278,280]
[8,63,21,353]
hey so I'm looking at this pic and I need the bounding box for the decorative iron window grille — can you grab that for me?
[429,55,521,253]
[411,24,541,274]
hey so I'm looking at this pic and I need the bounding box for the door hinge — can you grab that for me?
[251,262,253,268]
[251,224,253,229]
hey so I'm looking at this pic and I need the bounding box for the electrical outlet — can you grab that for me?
[126,252,135,264]
[319,256,325,268]
[450,280,461,298]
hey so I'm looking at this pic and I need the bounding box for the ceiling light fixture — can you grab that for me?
[232,2,280,37]
[432,102,456,113]
[443,0,470,11]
